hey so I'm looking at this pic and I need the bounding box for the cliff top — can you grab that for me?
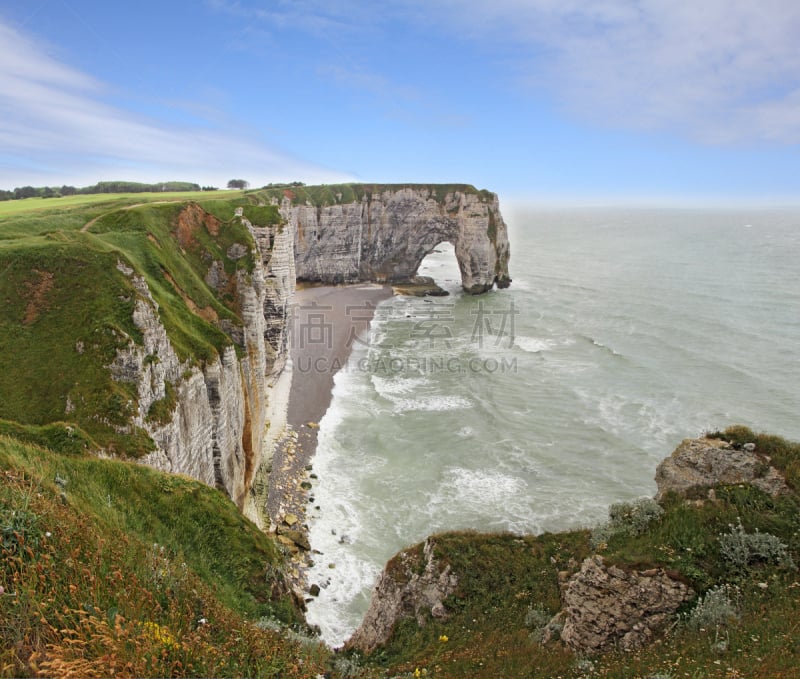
[255,182,497,207]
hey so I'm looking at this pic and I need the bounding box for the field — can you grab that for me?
[0,190,235,217]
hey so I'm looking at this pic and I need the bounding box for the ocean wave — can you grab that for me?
[577,333,624,358]
[371,374,430,397]
[392,395,473,413]
[513,335,558,353]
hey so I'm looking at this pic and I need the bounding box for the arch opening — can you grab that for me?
[416,241,462,296]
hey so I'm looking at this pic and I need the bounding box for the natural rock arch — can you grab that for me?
[285,185,511,294]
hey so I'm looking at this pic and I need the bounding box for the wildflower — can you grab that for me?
[198,617,208,625]
[0,585,4,595]
[142,621,178,649]
[45,531,52,538]
[439,634,449,643]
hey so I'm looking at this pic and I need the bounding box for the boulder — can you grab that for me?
[558,556,693,654]
[655,437,789,501]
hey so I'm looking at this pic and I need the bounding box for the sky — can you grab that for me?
[1,0,800,205]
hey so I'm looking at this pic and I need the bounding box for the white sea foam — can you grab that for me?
[371,375,429,397]
[514,335,558,353]
[425,467,533,532]
[392,395,472,412]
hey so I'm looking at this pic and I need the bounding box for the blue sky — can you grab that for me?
[1,0,799,204]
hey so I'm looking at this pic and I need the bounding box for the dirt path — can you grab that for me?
[80,200,175,232]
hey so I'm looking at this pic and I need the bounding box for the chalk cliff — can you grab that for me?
[278,185,511,294]
[108,204,295,515]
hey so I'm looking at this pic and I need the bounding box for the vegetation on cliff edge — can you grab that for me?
[256,183,496,207]
[0,435,327,677]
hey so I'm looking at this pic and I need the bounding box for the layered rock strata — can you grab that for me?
[110,207,295,513]
[284,186,511,294]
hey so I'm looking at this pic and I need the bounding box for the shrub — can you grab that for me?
[331,651,365,678]
[685,584,739,631]
[719,520,795,571]
[525,604,561,643]
[591,497,664,549]
[0,506,41,558]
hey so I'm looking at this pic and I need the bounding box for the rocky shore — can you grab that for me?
[266,284,392,596]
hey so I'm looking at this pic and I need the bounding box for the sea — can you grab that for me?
[304,206,800,646]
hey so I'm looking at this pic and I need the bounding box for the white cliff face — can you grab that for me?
[109,209,295,515]
[287,187,511,294]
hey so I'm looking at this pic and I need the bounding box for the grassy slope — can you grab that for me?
[0,192,282,456]
[354,426,800,679]
[3,422,798,678]
[0,435,328,678]
[0,191,239,242]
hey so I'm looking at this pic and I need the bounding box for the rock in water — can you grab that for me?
[285,185,511,294]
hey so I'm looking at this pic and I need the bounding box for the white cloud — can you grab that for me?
[0,19,350,188]
[206,0,800,145]
[423,0,800,144]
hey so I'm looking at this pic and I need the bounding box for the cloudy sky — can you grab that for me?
[1,0,799,204]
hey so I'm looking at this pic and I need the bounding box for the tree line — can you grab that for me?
[0,181,217,202]
[0,179,310,202]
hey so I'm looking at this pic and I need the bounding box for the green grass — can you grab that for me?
[0,236,148,452]
[0,189,236,217]
[0,435,327,677]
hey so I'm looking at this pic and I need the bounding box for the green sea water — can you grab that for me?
[305,207,800,645]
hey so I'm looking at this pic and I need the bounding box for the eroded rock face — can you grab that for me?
[346,538,458,654]
[110,211,295,512]
[285,187,511,294]
[655,437,789,501]
[558,556,693,654]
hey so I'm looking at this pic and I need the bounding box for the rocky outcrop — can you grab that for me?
[109,207,295,513]
[557,556,693,654]
[655,436,790,501]
[346,538,458,653]
[283,186,511,294]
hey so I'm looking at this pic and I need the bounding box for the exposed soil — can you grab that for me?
[23,269,54,325]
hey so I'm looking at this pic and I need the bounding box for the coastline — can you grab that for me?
[266,283,393,594]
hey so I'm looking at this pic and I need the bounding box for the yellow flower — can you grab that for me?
[142,621,179,649]
[414,669,421,678]
[439,634,449,643]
